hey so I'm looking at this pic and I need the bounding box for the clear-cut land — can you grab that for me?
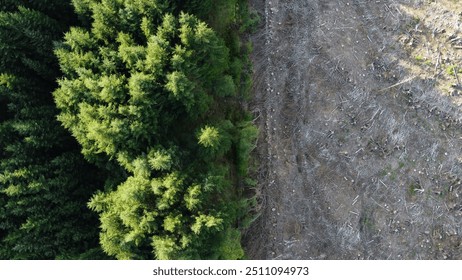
[245,0,462,259]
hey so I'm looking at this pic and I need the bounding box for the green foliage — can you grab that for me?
[0,0,256,260]
[176,0,213,20]
[206,0,237,36]
[54,7,231,161]
[215,75,236,97]
[0,153,105,259]
[87,161,235,259]
[0,7,62,79]
[184,184,202,211]
[215,228,245,260]
[54,0,249,260]
[198,121,235,159]
[0,1,106,259]
[238,4,261,33]
[446,65,462,76]
[151,235,179,260]
[191,214,223,235]
[1,0,77,23]
[237,121,259,176]
[198,126,220,148]
[148,148,173,171]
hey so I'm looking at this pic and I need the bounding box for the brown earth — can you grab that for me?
[244,0,462,259]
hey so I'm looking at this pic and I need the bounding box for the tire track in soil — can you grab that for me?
[245,0,462,260]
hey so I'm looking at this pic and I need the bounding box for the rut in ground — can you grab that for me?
[245,0,462,259]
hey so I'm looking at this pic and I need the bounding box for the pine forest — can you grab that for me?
[0,0,258,260]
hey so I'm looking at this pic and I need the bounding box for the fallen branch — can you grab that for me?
[378,76,417,92]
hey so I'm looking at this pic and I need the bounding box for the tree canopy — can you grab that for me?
[54,0,247,259]
[0,2,104,259]
[0,0,254,260]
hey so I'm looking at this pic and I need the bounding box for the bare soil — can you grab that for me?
[244,0,462,259]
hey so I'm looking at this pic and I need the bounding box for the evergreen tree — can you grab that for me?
[55,0,242,259]
[0,2,104,259]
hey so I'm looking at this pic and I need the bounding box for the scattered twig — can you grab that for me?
[378,76,417,92]
[352,195,360,206]
[454,66,460,86]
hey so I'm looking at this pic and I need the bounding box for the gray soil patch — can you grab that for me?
[244,0,462,259]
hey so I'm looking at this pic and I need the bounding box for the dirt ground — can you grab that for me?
[244,0,462,259]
